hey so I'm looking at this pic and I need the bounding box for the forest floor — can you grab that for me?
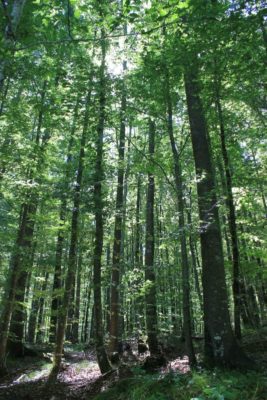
[0,332,267,400]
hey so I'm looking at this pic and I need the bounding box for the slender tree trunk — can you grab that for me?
[145,119,159,356]
[251,150,267,218]
[50,97,79,343]
[109,63,127,353]
[134,174,144,331]
[72,251,82,343]
[165,68,196,365]
[27,275,40,344]
[135,174,142,265]
[0,76,10,115]
[187,206,203,311]
[105,245,111,334]
[36,272,49,343]
[184,58,249,367]
[50,86,91,376]
[214,78,242,339]
[92,31,111,374]
[82,277,92,344]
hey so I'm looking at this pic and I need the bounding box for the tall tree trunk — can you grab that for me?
[165,67,196,365]
[184,58,249,367]
[0,81,48,373]
[214,77,242,339]
[7,80,48,356]
[92,30,111,374]
[50,86,91,376]
[109,62,127,353]
[145,119,159,356]
[49,97,79,343]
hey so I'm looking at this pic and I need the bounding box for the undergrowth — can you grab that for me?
[94,368,267,400]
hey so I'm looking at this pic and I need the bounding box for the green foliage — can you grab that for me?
[95,369,267,400]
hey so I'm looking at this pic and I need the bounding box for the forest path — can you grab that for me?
[0,348,101,400]
[0,346,191,400]
[0,335,266,400]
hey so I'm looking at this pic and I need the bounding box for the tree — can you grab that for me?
[184,55,248,367]
[92,27,111,374]
[109,60,127,354]
[50,79,92,376]
[164,60,196,366]
[145,119,159,357]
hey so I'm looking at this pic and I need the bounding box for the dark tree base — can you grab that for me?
[142,354,167,372]
[7,341,39,358]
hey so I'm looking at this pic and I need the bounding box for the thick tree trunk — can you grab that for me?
[6,80,48,355]
[0,82,48,373]
[184,59,249,367]
[145,119,159,356]
[0,199,37,371]
[6,201,37,357]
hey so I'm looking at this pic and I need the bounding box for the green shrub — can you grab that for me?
[94,368,267,400]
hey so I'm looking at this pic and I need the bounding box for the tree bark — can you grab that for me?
[109,62,127,353]
[214,78,242,339]
[145,119,159,356]
[92,30,111,374]
[184,58,249,367]
[165,66,196,365]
